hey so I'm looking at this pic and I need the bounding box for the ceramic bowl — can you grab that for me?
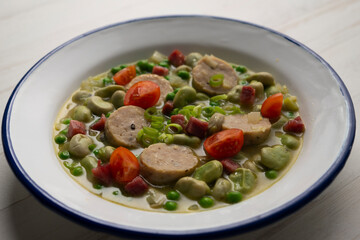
[2,16,355,238]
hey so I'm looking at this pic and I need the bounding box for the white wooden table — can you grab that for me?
[1,0,359,239]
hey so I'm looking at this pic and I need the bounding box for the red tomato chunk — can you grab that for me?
[113,65,136,86]
[185,117,208,139]
[261,93,283,119]
[220,159,241,174]
[67,120,86,138]
[162,101,174,115]
[152,66,169,76]
[171,114,186,129]
[90,114,106,131]
[204,129,244,159]
[124,81,160,109]
[283,116,305,133]
[110,147,140,184]
[124,176,149,196]
[168,49,185,67]
[92,161,112,186]
[240,86,255,106]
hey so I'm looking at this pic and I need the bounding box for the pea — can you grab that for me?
[137,60,154,72]
[70,166,83,176]
[111,66,122,75]
[166,92,175,101]
[226,191,243,203]
[54,134,67,144]
[93,183,102,189]
[60,128,68,135]
[58,150,70,160]
[102,77,113,86]
[159,61,169,68]
[265,170,278,179]
[235,65,247,73]
[113,191,119,196]
[198,196,214,208]
[164,76,169,80]
[93,149,100,156]
[164,201,177,211]
[88,144,97,151]
[61,118,71,125]
[177,70,190,80]
[166,191,180,201]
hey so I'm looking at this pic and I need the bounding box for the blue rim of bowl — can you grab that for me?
[1,15,356,239]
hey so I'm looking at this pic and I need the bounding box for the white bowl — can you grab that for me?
[2,16,355,238]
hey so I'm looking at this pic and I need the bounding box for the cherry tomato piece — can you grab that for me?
[124,81,160,109]
[204,129,244,159]
[110,147,140,184]
[261,93,283,119]
[113,65,136,85]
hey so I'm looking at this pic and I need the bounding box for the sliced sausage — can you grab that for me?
[192,55,238,96]
[222,112,271,145]
[105,106,148,148]
[139,143,199,185]
[126,74,173,106]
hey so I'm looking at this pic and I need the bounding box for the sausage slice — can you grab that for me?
[105,106,148,148]
[126,74,173,106]
[192,55,238,96]
[222,112,271,145]
[139,143,199,185]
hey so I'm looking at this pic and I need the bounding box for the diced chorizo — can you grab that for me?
[240,86,255,106]
[283,116,305,133]
[124,176,149,196]
[220,159,240,174]
[90,114,106,131]
[92,161,112,186]
[185,117,208,139]
[168,49,185,67]
[162,101,174,115]
[152,66,169,76]
[67,120,86,138]
[171,114,186,129]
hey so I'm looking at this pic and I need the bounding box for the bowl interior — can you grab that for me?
[4,16,353,235]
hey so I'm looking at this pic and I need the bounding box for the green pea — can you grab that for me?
[166,92,175,101]
[137,60,154,72]
[55,134,67,144]
[166,191,180,201]
[235,65,247,73]
[113,191,119,196]
[198,196,214,208]
[93,183,102,189]
[159,61,169,68]
[60,128,68,135]
[88,144,97,151]
[265,170,278,179]
[59,150,70,160]
[177,70,190,80]
[164,201,177,211]
[93,149,100,156]
[70,166,83,176]
[61,118,71,125]
[226,191,243,203]
[102,77,114,86]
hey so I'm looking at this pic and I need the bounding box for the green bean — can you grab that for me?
[175,177,210,200]
[73,106,92,123]
[173,86,197,108]
[229,168,257,194]
[212,178,232,201]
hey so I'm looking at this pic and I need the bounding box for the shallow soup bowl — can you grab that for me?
[2,16,355,238]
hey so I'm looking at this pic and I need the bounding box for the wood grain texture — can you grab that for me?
[0,0,359,239]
